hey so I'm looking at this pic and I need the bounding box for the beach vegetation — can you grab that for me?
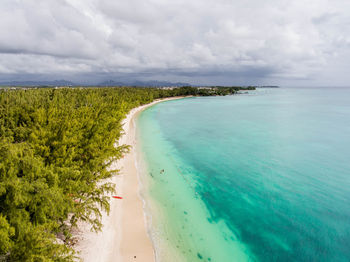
[0,86,254,261]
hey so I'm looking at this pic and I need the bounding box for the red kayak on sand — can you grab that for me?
[112,196,123,199]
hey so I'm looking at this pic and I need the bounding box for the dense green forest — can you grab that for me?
[0,86,254,261]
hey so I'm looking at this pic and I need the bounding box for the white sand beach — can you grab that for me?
[75,97,186,262]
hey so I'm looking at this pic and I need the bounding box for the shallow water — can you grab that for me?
[137,87,350,262]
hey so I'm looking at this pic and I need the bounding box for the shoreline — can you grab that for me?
[75,96,188,262]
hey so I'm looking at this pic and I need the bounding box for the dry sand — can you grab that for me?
[75,97,186,262]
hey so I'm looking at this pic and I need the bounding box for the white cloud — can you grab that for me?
[0,0,349,85]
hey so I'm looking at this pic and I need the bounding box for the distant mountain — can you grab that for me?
[256,85,280,88]
[0,79,191,87]
[98,80,190,87]
[97,80,125,86]
[0,80,75,87]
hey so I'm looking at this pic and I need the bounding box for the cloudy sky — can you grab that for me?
[0,0,350,86]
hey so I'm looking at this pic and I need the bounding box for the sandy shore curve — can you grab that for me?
[75,97,186,262]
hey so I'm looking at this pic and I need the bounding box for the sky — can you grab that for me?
[0,0,350,86]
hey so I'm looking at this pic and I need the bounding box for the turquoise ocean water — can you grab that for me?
[137,87,350,262]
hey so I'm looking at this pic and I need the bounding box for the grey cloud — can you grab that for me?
[312,12,339,24]
[0,0,350,85]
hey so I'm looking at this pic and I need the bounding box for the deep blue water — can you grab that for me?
[138,87,350,261]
